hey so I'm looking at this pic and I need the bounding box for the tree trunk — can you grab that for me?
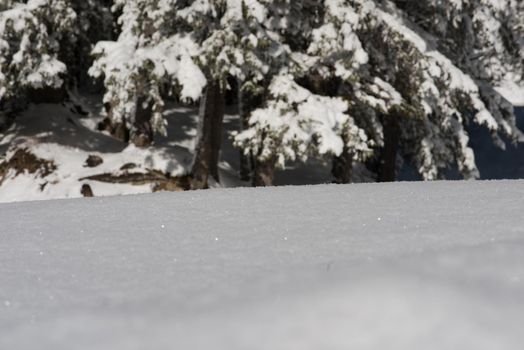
[100,97,153,147]
[332,147,353,184]
[0,99,23,133]
[98,103,130,143]
[377,114,400,182]
[191,80,225,189]
[130,96,153,148]
[238,87,263,182]
[253,157,276,187]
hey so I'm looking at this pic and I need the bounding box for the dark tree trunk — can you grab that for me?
[377,114,400,182]
[0,111,9,133]
[332,147,353,184]
[225,76,239,106]
[238,137,252,182]
[238,87,263,182]
[98,97,153,147]
[191,80,225,189]
[253,157,276,187]
[130,96,153,148]
[112,122,130,143]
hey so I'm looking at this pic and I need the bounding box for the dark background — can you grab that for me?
[398,107,524,181]
[470,107,524,180]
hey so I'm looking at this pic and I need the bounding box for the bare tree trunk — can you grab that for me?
[191,80,225,189]
[238,90,251,182]
[130,96,153,148]
[253,157,276,187]
[377,114,400,182]
[332,146,353,184]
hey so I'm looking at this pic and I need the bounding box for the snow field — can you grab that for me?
[1,180,524,349]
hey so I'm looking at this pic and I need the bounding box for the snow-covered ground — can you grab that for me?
[0,100,249,202]
[1,100,522,203]
[1,180,524,349]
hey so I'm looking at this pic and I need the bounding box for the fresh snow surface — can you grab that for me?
[1,180,524,349]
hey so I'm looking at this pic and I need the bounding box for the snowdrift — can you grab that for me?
[1,181,524,349]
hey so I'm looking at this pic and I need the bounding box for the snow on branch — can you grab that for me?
[234,73,372,168]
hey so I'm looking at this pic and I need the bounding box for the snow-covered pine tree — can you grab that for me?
[90,0,275,187]
[234,0,524,184]
[234,0,377,185]
[302,0,402,183]
[180,0,281,189]
[0,0,76,128]
[234,72,374,185]
[89,0,206,146]
[390,0,524,175]
[357,0,523,180]
[393,0,524,94]
[89,0,271,187]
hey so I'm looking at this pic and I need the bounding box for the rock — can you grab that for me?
[84,155,103,168]
[0,148,56,185]
[80,171,191,192]
[81,184,94,197]
[130,133,152,148]
[120,163,137,171]
[152,177,191,192]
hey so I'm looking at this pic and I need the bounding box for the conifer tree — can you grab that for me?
[0,0,76,117]
[357,0,523,180]
[234,0,524,184]
[89,0,206,146]
[234,0,377,185]
[91,0,277,187]
[179,0,282,188]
